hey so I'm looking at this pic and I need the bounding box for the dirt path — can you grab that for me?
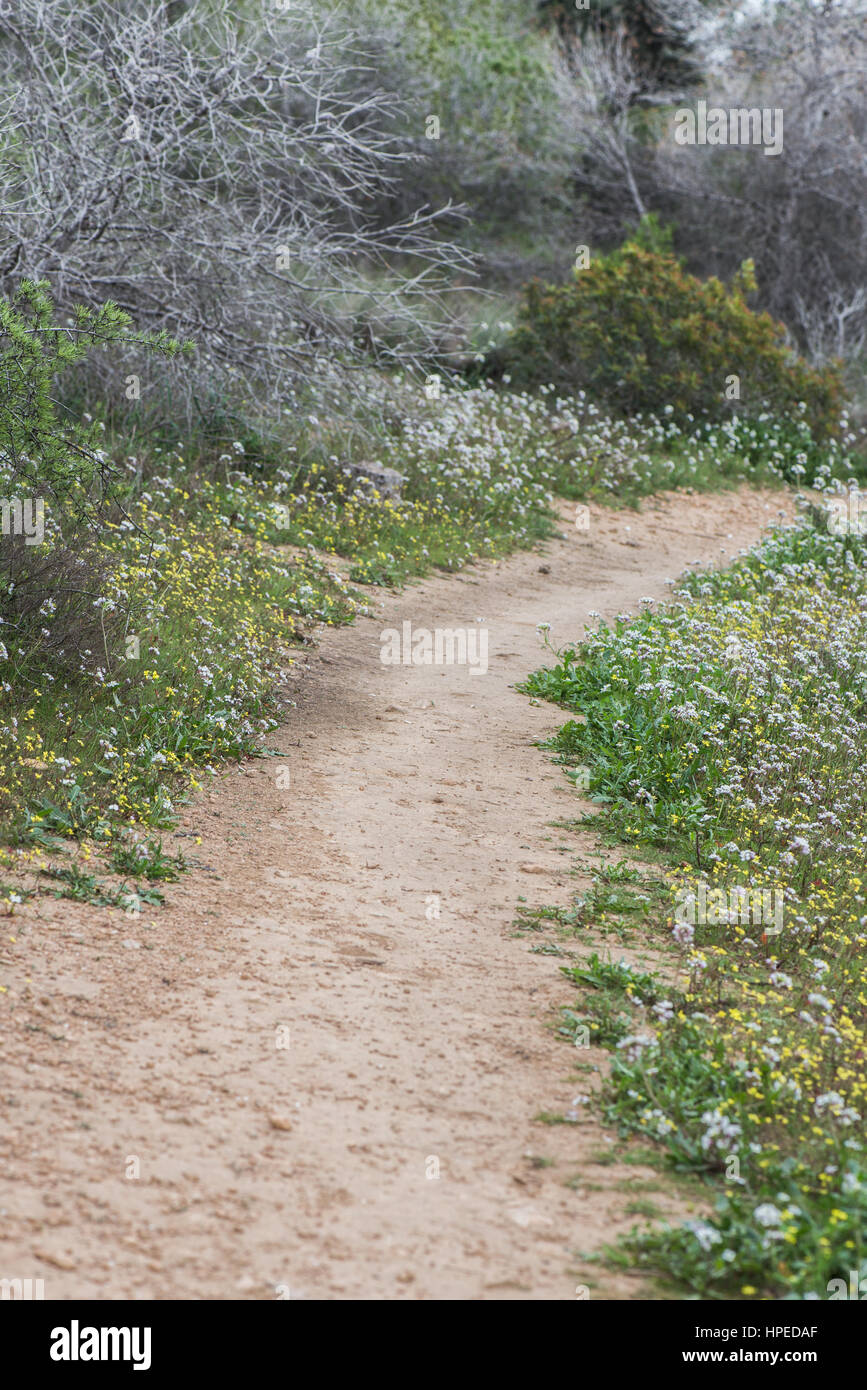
[0,486,791,1300]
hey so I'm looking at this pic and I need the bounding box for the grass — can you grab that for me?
[558,953,665,1050]
[522,503,867,1298]
[625,1199,662,1218]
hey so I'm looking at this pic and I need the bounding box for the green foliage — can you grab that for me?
[489,225,846,439]
[628,210,676,257]
[560,951,664,1047]
[351,0,553,140]
[524,519,867,1296]
[0,280,188,529]
[42,861,163,909]
[109,836,185,882]
[342,0,576,281]
[0,282,193,718]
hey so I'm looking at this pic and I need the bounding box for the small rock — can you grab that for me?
[35,1249,76,1271]
[121,940,141,949]
[344,461,407,501]
[268,1113,293,1132]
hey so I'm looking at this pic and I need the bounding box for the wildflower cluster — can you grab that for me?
[268,377,862,590]
[0,459,357,850]
[525,515,867,1296]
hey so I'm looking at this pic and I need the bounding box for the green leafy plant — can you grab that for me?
[109,836,185,882]
[0,279,188,527]
[487,221,845,439]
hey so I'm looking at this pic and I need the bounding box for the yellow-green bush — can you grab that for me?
[488,227,845,438]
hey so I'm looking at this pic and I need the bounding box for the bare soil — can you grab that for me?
[0,486,792,1300]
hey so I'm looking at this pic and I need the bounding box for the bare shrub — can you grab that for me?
[0,0,473,426]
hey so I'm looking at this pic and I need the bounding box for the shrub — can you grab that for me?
[0,279,186,664]
[487,223,846,437]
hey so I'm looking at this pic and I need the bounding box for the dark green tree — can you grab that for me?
[537,0,703,90]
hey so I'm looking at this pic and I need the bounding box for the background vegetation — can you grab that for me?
[1,0,866,1298]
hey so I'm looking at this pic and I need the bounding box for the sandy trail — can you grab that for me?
[0,486,790,1300]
